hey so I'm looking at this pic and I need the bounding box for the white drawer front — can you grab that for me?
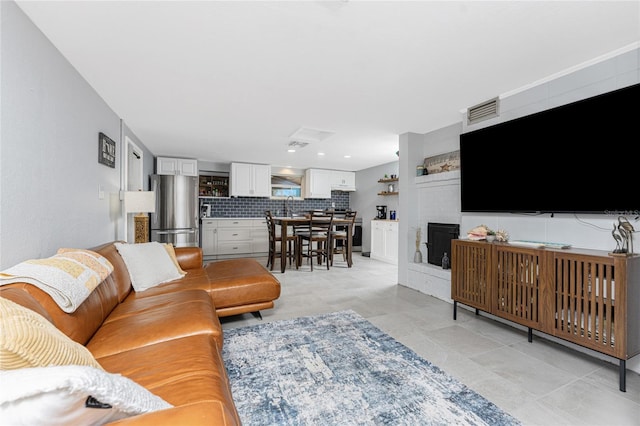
[251,228,268,239]
[217,219,253,228]
[201,220,217,228]
[217,241,253,255]
[253,240,270,253]
[217,228,251,241]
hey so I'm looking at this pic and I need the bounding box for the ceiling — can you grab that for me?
[16,1,640,172]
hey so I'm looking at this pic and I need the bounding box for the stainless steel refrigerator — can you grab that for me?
[150,174,199,247]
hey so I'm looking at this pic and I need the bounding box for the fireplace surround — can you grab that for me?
[426,223,460,267]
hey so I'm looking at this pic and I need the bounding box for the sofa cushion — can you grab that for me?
[91,242,135,303]
[0,365,171,425]
[0,297,102,370]
[205,259,281,310]
[107,401,237,426]
[172,246,204,271]
[126,269,211,301]
[114,242,185,292]
[95,334,239,423]
[87,290,223,358]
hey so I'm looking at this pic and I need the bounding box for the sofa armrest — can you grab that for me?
[173,247,203,270]
[107,401,239,426]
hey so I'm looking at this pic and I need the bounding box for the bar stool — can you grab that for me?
[265,210,296,271]
[331,210,357,267]
[297,210,334,271]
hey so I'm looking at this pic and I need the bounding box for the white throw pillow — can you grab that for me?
[0,366,172,425]
[114,242,185,292]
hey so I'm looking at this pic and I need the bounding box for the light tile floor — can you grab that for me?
[218,255,640,426]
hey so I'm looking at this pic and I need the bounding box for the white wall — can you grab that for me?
[399,44,640,373]
[352,161,399,253]
[0,2,153,268]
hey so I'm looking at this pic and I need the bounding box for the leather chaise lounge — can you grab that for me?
[0,241,281,425]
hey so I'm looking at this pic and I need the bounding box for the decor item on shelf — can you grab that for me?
[387,183,395,193]
[416,165,424,176]
[423,150,460,175]
[441,252,450,269]
[124,191,156,244]
[495,229,509,242]
[390,210,396,220]
[413,227,422,263]
[467,224,492,240]
[612,216,635,254]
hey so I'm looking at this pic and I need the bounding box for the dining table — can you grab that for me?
[273,216,354,273]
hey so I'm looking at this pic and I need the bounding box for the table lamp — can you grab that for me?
[124,191,156,243]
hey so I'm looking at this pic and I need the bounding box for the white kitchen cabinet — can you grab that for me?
[304,169,332,199]
[251,219,270,254]
[201,219,218,256]
[370,220,398,265]
[216,219,253,255]
[156,157,198,176]
[330,170,356,191]
[202,218,269,258]
[230,163,271,197]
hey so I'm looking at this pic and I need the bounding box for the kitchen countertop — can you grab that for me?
[201,217,265,220]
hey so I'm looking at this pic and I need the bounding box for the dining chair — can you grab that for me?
[331,210,357,267]
[297,210,334,271]
[264,210,296,271]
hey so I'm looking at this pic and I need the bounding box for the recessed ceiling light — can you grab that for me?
[287,149,296,153]
[344,155,351,158]
[317,152,325,156]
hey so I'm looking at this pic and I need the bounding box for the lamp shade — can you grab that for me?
[124,191,156,214]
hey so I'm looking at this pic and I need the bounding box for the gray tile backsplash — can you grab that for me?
[201,191,350,218]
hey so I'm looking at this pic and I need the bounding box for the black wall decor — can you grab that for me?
[98,132,116,168]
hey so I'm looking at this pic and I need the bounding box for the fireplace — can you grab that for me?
[426,223,460,266]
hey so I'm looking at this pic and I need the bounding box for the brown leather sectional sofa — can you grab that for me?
[0,241,282,425]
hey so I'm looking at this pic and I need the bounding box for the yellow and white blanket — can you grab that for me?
[0,249,114,313]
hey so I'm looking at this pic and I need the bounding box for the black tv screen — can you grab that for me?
[459,83,640,215]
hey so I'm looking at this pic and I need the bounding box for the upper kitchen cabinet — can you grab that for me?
[304,169,332,199]
[330,170,356,191]
[230,163,271,197]
[156,157,198,176]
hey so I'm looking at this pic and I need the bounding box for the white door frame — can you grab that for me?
[120,135,144,242]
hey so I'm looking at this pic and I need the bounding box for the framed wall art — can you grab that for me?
[98,132,116,168]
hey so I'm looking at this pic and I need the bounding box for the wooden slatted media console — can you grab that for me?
[451,239,640,392]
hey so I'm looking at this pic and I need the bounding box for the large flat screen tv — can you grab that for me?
[459,82,639,215]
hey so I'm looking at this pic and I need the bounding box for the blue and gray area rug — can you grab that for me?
[223,310,521,426]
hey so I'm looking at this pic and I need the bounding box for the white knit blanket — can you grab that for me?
[0,249,113,313]
[0,366,172,425]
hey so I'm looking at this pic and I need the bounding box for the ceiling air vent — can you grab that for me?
[467,97,499,125]
[289,127,334,143]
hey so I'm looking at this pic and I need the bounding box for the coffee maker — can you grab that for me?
[376,205,387,220]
